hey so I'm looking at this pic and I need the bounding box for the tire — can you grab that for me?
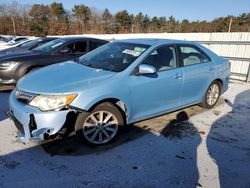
[20,67,40,78]
[29,67,40,73]
[200,81,221,109]
[75,102,124,145]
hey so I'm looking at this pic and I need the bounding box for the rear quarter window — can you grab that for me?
[179,45,211,66]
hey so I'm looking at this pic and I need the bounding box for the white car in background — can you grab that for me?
[0,35,14,44]
[0,37,36,50]
[7,37,29,45]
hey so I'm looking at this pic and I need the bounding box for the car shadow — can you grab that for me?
[41,125,148,156]
[41,99,225,157]
[207,89,250,187]
[0,97,228,187]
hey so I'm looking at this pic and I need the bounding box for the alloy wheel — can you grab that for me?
[206,84,220,106]
[82,111,119,144]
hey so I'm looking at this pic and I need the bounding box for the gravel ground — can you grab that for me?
[0,80,249,188]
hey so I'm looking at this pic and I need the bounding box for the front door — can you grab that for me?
[130,45,183,121]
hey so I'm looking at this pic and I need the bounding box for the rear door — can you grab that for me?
[177,44,215,106]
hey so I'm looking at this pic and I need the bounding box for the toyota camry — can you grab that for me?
[9,39,230,145]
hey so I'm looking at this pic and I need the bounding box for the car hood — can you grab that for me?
[0,50,43,61]
[17,61,116,94]
[0,47,30,55]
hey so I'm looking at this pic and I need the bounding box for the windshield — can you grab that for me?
[14,37,27,42]
[79,42,149,72]
[34,39,66,52]
[19,38,42,49]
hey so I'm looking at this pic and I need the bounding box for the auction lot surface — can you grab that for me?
[0,81,250,188]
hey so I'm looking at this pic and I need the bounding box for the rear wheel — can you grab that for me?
[200,81,221,109]
[75,102,124,145]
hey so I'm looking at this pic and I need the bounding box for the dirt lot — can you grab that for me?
[0,81,250,188]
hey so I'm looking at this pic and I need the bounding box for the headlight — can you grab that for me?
[29,94,77,111]
[0,61,18,69]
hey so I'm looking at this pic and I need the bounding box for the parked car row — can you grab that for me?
[0,37,58,54]
[0,35,13,44]
[7,36,29,45]
[0,37,108,85]
[0,35,14,43]
[1,36,230,146]
[0,36,32,50]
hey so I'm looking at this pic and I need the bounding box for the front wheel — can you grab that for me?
[75,102,124,145]
[200,81,221,109]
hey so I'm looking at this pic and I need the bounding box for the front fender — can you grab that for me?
[70,84,132,122]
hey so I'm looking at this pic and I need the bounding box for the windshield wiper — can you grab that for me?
[81,62,98,69]
[80,61,117,72]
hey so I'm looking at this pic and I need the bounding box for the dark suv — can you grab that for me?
[0,37,108,85]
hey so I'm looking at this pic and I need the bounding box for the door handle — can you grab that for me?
[209,66,215,71]
[174,73,183,79]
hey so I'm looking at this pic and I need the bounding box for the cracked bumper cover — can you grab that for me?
[9,90,72,143]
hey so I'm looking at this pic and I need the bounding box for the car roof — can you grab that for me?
[115,38,197,46]
[39,37,58,41]
[60,37,108,42]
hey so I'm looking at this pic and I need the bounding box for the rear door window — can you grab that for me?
[179,45,210,67]
[63,41,88,54]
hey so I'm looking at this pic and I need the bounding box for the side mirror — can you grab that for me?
[137,64,156,75]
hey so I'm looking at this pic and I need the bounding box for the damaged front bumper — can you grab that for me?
[8,90,73,143]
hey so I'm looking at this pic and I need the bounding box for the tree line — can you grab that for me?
[0,1,250,36]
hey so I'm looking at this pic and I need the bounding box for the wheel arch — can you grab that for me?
[87,98,129,124]
[199,78,224,106]
[25,65,43,73]
[16,63,43,78]
[214,78,223,92]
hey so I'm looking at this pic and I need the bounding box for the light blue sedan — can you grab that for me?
[9,39,230,145]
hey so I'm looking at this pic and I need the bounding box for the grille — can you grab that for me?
[15,90,35,104]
